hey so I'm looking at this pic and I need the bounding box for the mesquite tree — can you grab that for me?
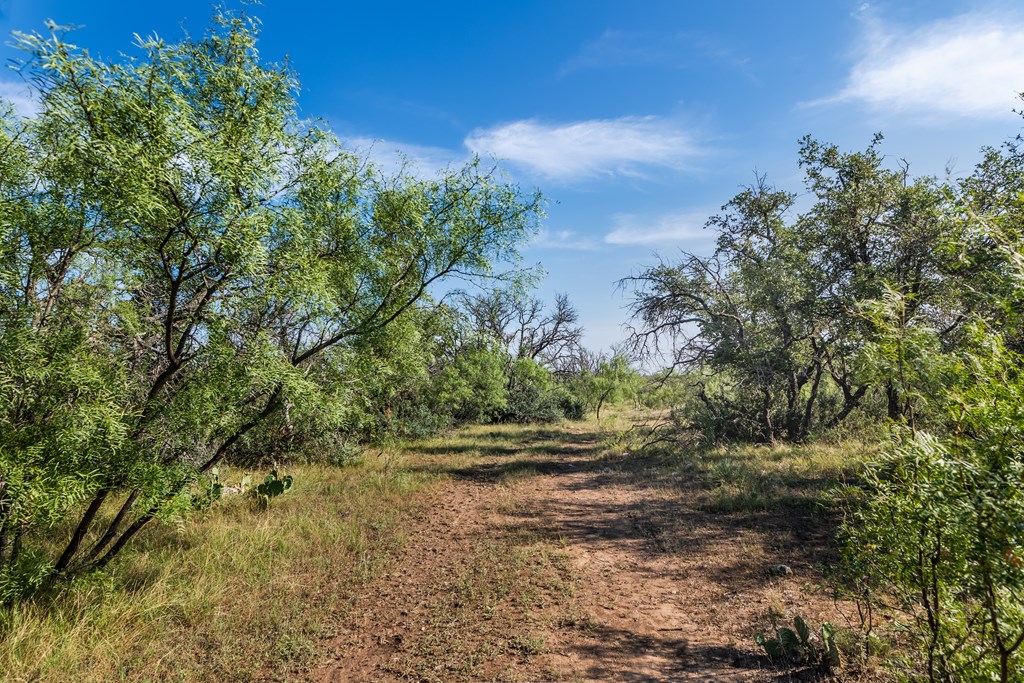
[0,13,540,600]
[838,126,1024,683]
[624,137,949,442]
[455,288,584,372]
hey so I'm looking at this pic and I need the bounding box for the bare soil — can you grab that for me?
[310,422,853,682]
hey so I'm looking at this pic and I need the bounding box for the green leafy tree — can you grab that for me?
[430,334,510,423]
[624,178,824,442]
[842,133,1024,682]
[624,138,949,442]
[501,356,560,423]
[444,287,587,424]
[577,353,640,420]
[0,13,540,599]
[795,135,950,422]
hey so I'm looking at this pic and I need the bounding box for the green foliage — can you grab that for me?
[431,335,510,424]
[841,148,1024,681]
[192,468,224,512]
[625,136,950,442]
[500,357,565,423]
[553,386,586,421]
[636,373,691,410]
[0,10,539,599]
[755,614,840,671]
[501,385,563,424]
[575,354,641,420]
[385,401,453,440]
[365,289,591,431]
[843,329,1024,681]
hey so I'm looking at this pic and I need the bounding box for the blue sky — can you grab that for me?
[2,1,1023,353]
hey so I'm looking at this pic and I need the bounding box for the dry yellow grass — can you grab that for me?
[0,457,434,682]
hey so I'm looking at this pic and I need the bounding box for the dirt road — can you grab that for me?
[311,422,844,682]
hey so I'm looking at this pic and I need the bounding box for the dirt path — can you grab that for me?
[311,422,843,682]
[313,478,502,681]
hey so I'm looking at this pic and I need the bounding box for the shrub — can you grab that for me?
[554,386,586,421]
[843,293,1024,681]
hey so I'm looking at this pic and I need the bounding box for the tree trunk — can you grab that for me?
[799,363,824,440]
[886,382,903,422]
[761,389,776,445]
[51,489,109,578]
[596,388,613,421]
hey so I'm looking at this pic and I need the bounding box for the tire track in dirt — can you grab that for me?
[311,477,497,681]
[506,428,769,681]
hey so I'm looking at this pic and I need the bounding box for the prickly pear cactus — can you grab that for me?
[255,469,293,508]
[755,614,841,672]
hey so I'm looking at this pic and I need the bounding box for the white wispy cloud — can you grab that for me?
[529,228,599,251]
[344,136,466,177]
[823,10,1024,120]
[559,30,755,82]
[464,116,702,182]
[0,78,38,118]
[604,210,711,246]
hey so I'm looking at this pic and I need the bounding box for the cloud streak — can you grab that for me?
[823,11,1024,120]
[529,228,599,251]
[559,30,755,82]
[604,210,712,246]
[343,136,467,177]
[464,116,702,182]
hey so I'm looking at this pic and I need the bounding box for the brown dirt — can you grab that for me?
[310,423,855,682]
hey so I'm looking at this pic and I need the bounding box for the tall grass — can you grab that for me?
[0,459,433,682]
[698,440,876,513]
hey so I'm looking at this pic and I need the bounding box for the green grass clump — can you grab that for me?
[0,458,433,683]
[696,441,874,513]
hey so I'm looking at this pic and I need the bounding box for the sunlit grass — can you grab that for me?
[0,457,435,683]
[698,440,876,513]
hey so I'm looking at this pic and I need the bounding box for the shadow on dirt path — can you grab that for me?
[310,420,847,682]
